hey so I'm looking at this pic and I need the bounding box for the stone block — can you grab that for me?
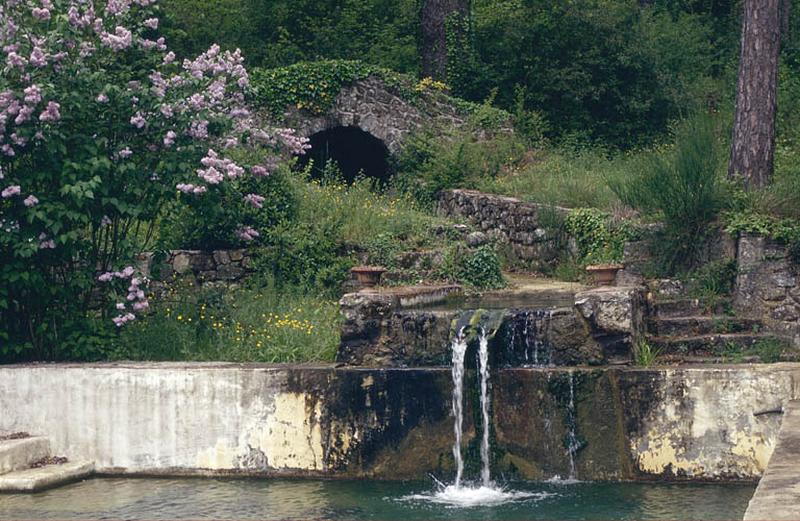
[171,252,191,274]
[213,250,230,265]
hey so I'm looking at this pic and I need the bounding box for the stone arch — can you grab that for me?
[283,76,469,159]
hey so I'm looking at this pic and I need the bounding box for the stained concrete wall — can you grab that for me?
[0,363,798,481]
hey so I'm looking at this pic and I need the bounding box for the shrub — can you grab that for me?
[565,208,636,265]
[609,114,726,272]
[158,167,296,250]
[437,245,505,290]
[394,127,525,207]
[252,221,353,295]
[0,0,304,357]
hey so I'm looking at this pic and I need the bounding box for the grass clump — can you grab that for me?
[608,114,727,273]
[633,339,662,367]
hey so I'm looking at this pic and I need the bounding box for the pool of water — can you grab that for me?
[0,477,755,520]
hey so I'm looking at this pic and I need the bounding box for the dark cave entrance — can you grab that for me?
[298,126,392,185]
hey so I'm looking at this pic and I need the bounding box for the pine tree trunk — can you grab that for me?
[728,0,783,189]
[419,0,469,81]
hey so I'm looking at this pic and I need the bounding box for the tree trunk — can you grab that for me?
[419,0,469,81]
[728,0,783,189]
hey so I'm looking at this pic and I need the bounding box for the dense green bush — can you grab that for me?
[162,0,419,73]
[469,1,717,147]
[565,208,637,264]
[394,127,526,207]
[437,245,505,290]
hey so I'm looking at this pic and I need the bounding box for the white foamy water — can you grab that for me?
[402,484,555,508]
[477,328,491,487]
[450,328,469,488]
[545,475,582,485]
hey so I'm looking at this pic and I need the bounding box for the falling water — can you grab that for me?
[509,310,553,367]
[477,328,491,487]
[450,327,468,489]
[411,324,546,506]
[565,370,579,481]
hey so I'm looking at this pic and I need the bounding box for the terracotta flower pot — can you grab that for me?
[585,263,624,286]
[351,265,387,288]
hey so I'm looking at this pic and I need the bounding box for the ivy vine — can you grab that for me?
[565,208,637,264]
[249,60,417,117]
[248,59,510,127]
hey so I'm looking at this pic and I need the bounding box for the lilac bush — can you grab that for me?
[0,0,306,356]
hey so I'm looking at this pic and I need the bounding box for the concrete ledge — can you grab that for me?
[0,437,50,474]
[0,461,94,492]
[744,400,800,520]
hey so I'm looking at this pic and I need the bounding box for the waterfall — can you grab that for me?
[510,309,553,367]
[565,370,579,480]
[450,328,468,489]
[449,326,493,488]
[477,328,491,487]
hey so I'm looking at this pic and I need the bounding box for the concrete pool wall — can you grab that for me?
[0,363,798,481]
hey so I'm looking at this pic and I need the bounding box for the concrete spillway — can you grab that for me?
[744,400,800,520]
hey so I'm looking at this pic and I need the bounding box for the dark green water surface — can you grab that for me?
[0,477,755,520]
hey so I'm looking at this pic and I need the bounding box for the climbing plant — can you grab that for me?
[249,60,418,117]
[564,208,636,264]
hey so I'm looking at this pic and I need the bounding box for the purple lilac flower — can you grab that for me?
[130,112,146,128]
[31,8,51,20]
[243,193,265,209]
[236,226,259,241]
[1,185,21,198]
[38,101,60,122]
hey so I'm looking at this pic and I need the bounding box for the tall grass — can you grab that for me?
[293,167,450,247]
[477,148,634,210]
[112,280,341,363]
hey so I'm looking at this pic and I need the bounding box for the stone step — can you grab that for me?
[647,333,776,357]
[0,460,94,492]
[646,316,762,336]
[651,297,732,318]
[0,436,50,475]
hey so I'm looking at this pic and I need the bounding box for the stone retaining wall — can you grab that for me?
[1,363,797,481]
[136,249,255,284]
[735,235,800,346]
[438,189,572,270]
